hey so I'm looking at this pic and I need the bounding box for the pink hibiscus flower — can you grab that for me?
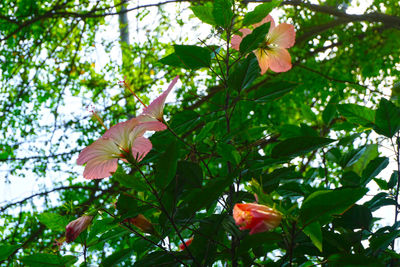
[138,76,179,122]
[233,203,282,235]
[77,118,166,179]
[231,15,295,74]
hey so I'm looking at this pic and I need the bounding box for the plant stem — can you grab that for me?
[132,163,200,266]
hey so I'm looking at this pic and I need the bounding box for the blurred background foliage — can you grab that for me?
[1,0,400,266]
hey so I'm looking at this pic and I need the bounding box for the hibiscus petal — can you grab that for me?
[231,35,242,50]
[248,221,270,235]
[83,157,118,179]
[131,136,152,162]
[231,29,252,50]
[77,137,120,165]
[102,118,139,148]
[129,121,167,141]
[269,23,296,49]
[254,49,270,75]
[139,76,179,121]
[268,47,292,73]
[253,15,275,29]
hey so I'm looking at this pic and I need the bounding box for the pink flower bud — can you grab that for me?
[178,237,194,251]
[233,203,281,235]
[124,214,155,235]
[65,215,93,243]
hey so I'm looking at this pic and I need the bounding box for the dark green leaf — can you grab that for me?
[242,1,282,26]
[155,139,178,189]
[337,104,375,127]
[112,167,147,191]
[213,0,233,28]
[374,98,400,138]
[176,161,203,189]
[228,53,260,92]
[344,144,378,176]
[20,254,77,267]
[116,194,139,219]
[250,81,296,103]
[388,171,398,189]
[190,4,216,25]
[271,137,335,158]
[100,248,135,267]
[0,245,20,261]
[370,230,400,253]
[328,254,383,266]
[217,143,241,165]
[361,157,389,186]
[322,101,337,125]
[364,192,397,212]
[134,251,180,267]
[303,221,323,252]
[239,22,270,55]
[333,205,372,230]
[160,45,212,70]
[299,187,368,225]
[238,232,281,253]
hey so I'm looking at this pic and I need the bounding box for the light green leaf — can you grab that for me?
[242,1,282,26]
[303,221,323,252]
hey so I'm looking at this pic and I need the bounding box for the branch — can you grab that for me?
[0,185,106,212]
[0,150,79,162]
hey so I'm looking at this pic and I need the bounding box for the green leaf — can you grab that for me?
[333,205,372,230]
[303,221,323,252]
[116,194,139,219]
[100,248,135,267]
[217,143,241,165]
[361,157,389,186]
[160,45,212,70]
[370,230,400,253]
[374,98,400,138]
[213,0,233,28]
[112,167,147,191]
[176,161,203,189]
[134,251,180,267]
[328,254,383,266]
[155,139,178,189]
[159,53,185,69]
[239,22,270,55]
[190,4,216,25]
[345,144,378,176]
[364,192,397,212]
[337,104,375,127]
[250,81,296,103]
[228,53,260,92]
[299,187,368,225]
[242,1,282,26]
[238,232,281,253]
[271,137,335,158]
[322,101,337,125]
[20,254,77,267]
[37,213,69,232]
[388,171,398,189]
[0,245,20,261]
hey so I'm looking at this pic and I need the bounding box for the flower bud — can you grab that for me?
[65,215,93,243]
[124,214,155,235]
[179,237,194,251]
[233,203,281,235]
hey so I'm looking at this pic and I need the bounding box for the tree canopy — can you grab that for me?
[1,0,400,266]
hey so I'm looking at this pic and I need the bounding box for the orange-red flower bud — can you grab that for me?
[233,203,281,235]
[179,237,194,251]
[65,215,93,243]
[125,214,155,235]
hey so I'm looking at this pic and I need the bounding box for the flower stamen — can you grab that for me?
[119,79,148,108]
